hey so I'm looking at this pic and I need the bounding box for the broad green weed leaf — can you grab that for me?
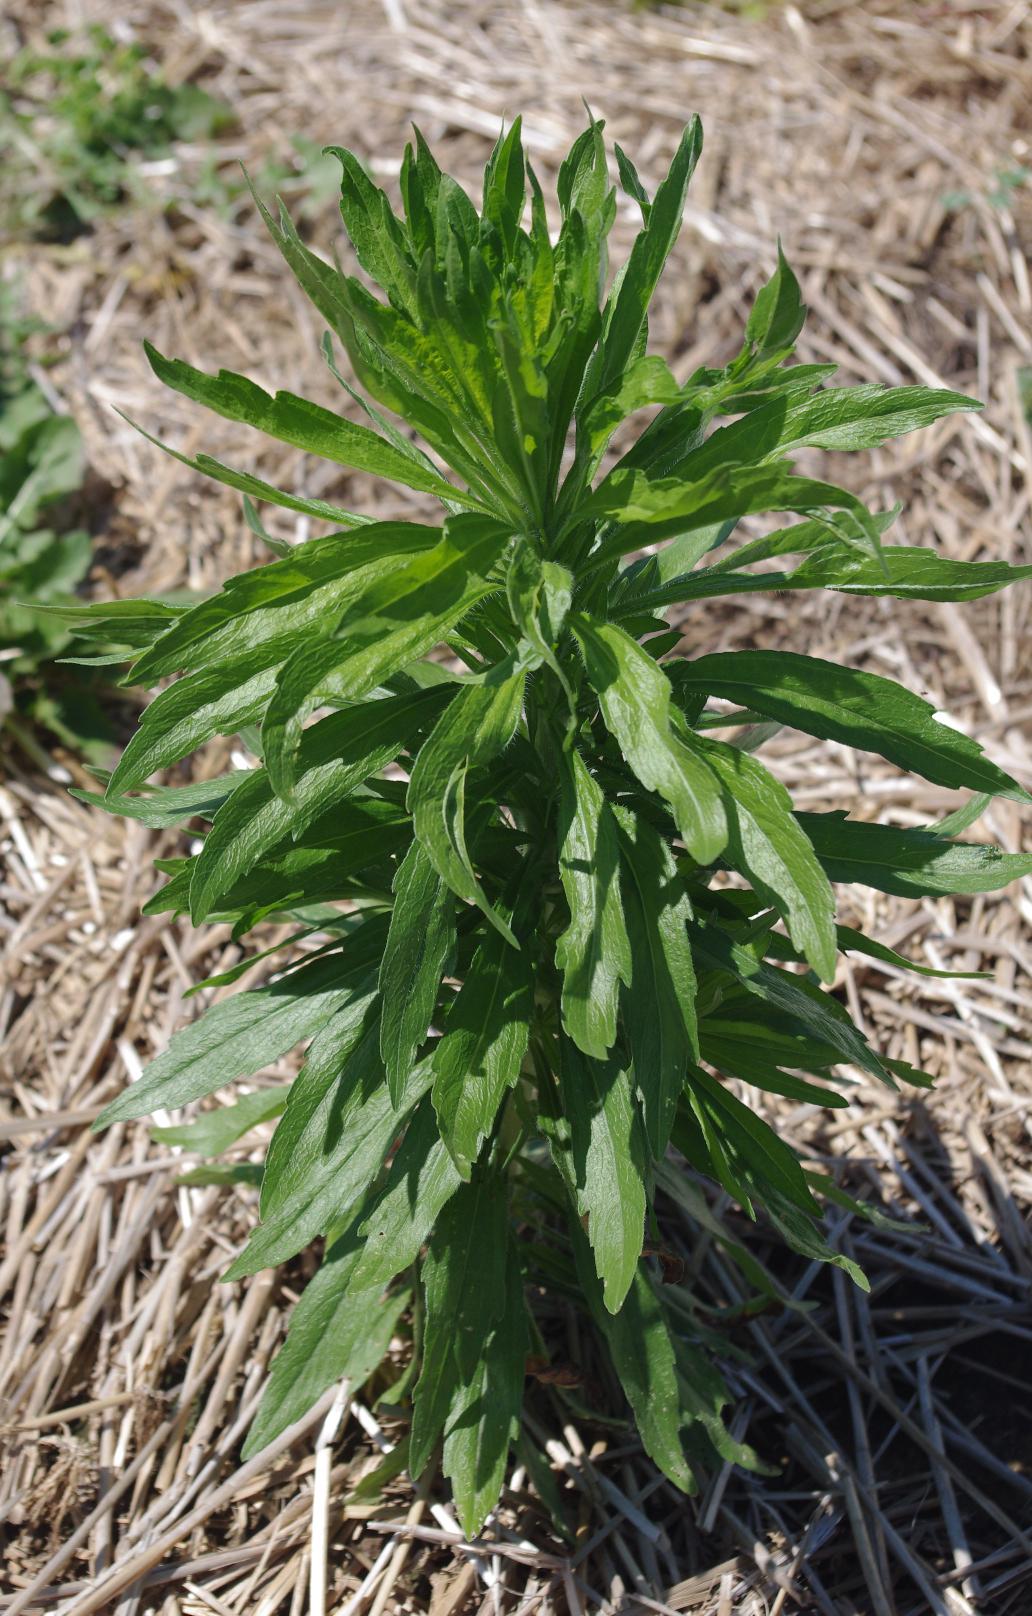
[353,1096,463,1291]
[261,515,511,798]
[693,736,837,981]
[191,686,445,922]
[442,1233,528,1537]
[95,947,379,1128]
[556,1035,647,1314]
[145,343,481,508]
[794,544,1032,602]
[227,1030,433,1279]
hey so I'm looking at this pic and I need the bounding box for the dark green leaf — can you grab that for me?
[693,736,837,981]
[408,667,526,945]
[431,928,532,1178]
[574,615,727,865]
[95,946,381,1128]
[679,651,1030,804]
[191,687,445,923]
[614,805,698,1155]
[555,749,631,1059]
[799,811,1032,897]
[243,1223,410,1457]
[442,1232,527,1537]
[380,841,456,1105]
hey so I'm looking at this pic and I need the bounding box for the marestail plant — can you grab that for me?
[59,117,1032,1532]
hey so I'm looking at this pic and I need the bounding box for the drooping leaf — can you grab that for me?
[243,1222,410,1457]
[679,651,1030,804]
[380,841,456,1105]
[431,925,532,1178]
[614,805,698,1155]
[574,615,727,865]
[442,1231,528,1537]
[554,749,632,1059]
[692,735,838,982]
[408,668,526,945]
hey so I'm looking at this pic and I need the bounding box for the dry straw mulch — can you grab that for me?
[2,0,1031,1611]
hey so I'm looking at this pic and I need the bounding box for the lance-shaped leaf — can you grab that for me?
[151,1086,289,1155]
[740,242,806,363]
[580,464,880,561]
[836,923,989,980]
[614,805,698,1156]
[593,118,703,397]
[693,736,837,982]
[261,516,511,797]
[243,1223,410,1458]
[574,615,727,866]
[571,1221,751,1488]
[765,382,978,454]
[74,772,249,829]
[379,841,456,1105]
[793,544,1032,603]
[118,412,369,532]
[227,1025,434,1280]
[554,749,632,1059]
[108,642,287,797]
[798,811,1032,897]
[144,342,481,508]
[431,927,532,1178]
[191,686,446,923]
[549,1034,647,1314]
[482,117,527,256]
[442,1232,528,1538]
[408,667,526,945]
[352,1095,464,1292]
[411,1170,511,1476]
[678,651,1030,803]
[130,521,441,685]
[94,941,383,1128]
[689,917,889,1082]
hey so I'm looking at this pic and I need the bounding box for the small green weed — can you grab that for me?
[0,25,231,241]
[0,286,114,753]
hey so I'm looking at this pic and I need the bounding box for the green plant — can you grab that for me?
[64,118,1032,1533]
[0,25,231,241]
[0,289,109,748]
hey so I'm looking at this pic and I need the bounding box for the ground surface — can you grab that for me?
[1,1,1031,1612]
